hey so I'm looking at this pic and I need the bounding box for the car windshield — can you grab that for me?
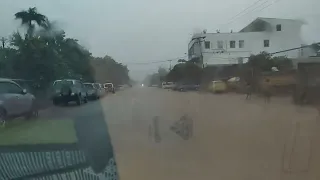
[93,84,100,89]
[0,81,21,94]
[53,80,73,89]
[84,83,94,88]
[1,2,320,180]
[105,84,113,88]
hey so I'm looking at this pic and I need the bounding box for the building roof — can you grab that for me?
[239,17,305,32]
[190,17,304,39]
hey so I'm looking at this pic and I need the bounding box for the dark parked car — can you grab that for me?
[52,79,88,106]
[84,83,100,100]
[175,83,200,92]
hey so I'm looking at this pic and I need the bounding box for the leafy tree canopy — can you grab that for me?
[0,7,130,92]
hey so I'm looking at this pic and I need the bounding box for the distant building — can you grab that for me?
[188,17,317,67]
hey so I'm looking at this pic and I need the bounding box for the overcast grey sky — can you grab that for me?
[1,0,319,80]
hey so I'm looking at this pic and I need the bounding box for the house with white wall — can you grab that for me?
[188,17,316,67]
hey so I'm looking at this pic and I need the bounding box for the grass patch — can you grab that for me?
[0,119,78,146]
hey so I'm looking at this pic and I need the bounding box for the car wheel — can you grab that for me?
[25,102,38,120]
[76,95,81,106]
[53,99,59,106]
[25,111,32,120]
[0,108,7,128]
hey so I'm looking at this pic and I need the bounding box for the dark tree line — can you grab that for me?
[0,7,130,91]
[90,55,129,85]
[166,62,202,84]
[148,52,293,86]
[144,67,168,86]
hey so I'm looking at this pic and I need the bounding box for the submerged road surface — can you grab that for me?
[41,86,320,180]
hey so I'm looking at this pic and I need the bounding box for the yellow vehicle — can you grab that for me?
[209,80,227,93]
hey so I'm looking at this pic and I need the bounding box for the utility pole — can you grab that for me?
[191,36,206,68]
[169,60,173,70]
[0,37,7,48]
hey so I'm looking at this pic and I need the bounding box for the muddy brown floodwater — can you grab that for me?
[43,86,320,180]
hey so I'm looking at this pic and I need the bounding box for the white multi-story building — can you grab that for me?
[188,17,316,66]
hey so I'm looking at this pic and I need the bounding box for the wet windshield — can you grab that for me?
[1,1,320,180]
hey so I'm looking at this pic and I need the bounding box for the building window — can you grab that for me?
[239,40,244,48]
[204,41,210,49]
[217,41,223,49]
[264,40,270,47]
[276,24,281,31]
[230,41,235,48]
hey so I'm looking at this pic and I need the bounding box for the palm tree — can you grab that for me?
[15,7,47,35]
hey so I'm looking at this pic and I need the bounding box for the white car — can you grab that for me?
[162,82,175,89]
[104,83,115,93]
[0,78,37,127]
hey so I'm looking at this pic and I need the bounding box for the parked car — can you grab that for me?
[162,82,175,89]
[227,77,241,91]
[94,83,106,97]
[0,78,38,127]
[172,83,180,91]
[84,83,100,100]
[52,79,88,106]
[208,80,227,93]
[175,83,200,92]
[104,83,115,93]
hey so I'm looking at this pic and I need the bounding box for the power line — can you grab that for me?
[270,43,319,56]
[123,56,187,65]
[223,0,270,27]
[241,42,320,58]
[240,0,282,20]
[202,43,320,63]
[125,59,169,65]
[126,40,312,66]
[223,0,267,26]
[222,0,282,28]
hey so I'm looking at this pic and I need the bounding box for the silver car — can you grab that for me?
[52,79,88,106]
[94,83,106,97]
[0,78,37,127]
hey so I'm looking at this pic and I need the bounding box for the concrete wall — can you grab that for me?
[291,57,320,69]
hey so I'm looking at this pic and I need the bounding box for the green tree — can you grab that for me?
[15,7,47,35]
[90,56,129,85]
[246,52,293,72]
[166,61,202,83]
[272,56,293,71]
[247,51,273,71]
[0,6,129,93]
